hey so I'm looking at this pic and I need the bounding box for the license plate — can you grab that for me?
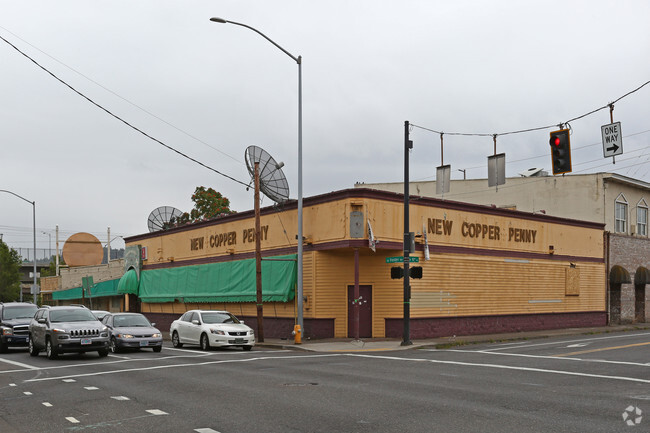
[81,338,92,345]
[140,341,148,347]
[234,338,244,344]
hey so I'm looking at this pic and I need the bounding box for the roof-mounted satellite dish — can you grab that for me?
[245,145,290,203]
[147,206,184,232]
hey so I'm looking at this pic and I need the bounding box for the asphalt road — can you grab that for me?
[1,330,649,432]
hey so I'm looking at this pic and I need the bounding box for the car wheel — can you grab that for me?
[28,336,39,357]
[97,348,109,357]
[171,331,183,348]
[200,333,210,351]
[46,338,58,360]
[153,346,162,353]
[243,345,252,351]
[109,337,120,353]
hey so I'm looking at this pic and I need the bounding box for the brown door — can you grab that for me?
[348,285,372,338]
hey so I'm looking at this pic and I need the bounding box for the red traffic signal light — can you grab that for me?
[549,129,572,175]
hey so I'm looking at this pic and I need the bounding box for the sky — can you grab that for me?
[1,0,649,257]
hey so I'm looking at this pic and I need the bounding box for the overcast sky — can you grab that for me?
[1,1,649,255]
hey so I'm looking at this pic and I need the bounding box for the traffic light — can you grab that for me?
[391,267,404,279]
[549,129,572,175]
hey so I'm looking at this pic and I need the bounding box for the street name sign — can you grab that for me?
[602,122,623,157]
[386,256,419,263]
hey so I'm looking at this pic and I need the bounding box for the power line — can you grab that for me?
[0,25,244,167]
[0,32,250,188]
[411,80,650,138]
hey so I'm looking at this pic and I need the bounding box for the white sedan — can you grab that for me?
[169,310,255,351]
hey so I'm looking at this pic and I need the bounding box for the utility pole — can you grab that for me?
[402,121,412,346]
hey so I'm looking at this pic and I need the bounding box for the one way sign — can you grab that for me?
[602,122,623,158]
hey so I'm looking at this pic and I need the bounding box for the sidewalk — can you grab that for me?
[255,324,650,352]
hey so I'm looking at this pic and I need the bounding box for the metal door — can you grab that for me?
[348,285,372,338]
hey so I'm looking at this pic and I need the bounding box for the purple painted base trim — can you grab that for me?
[385,311,607,339]
[143,312,335,340]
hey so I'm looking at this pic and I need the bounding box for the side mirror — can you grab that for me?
[38,318,46,324]
[240,320,245,324]
[191,320,200,325]
[151,322,156,327]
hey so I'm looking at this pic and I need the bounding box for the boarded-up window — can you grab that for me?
[565,267,580,296]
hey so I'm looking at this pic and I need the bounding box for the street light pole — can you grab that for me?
[0,190,36,303]
[210,17,304,340]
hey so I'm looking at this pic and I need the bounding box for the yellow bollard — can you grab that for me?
[293,324,302,344]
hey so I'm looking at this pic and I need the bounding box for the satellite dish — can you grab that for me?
[147,206,184,232]
[245,145,290,203]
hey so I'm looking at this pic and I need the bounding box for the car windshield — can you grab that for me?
[3,306,38,320]
[50,309,97,323]
[201,312,240,324]
[113,314,151,327]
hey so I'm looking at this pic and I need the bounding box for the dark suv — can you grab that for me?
[0,302,39,353]
[29,306,109,359]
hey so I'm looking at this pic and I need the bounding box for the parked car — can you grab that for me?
[170,310,254,351]
[28,306,109,359]
[0,302,38,353]
[102,313,163,353]
[92,310,111,321]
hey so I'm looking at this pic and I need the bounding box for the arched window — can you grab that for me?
[637,199,648,236]
[615,194,628,233]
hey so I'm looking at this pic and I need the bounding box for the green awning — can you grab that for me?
[52,287,83,301]
[118,268,139,295]
[52,278,120,300]
[138,254,297,303]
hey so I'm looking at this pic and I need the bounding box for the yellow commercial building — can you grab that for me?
[123,188,606,339]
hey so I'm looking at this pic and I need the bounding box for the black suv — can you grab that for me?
[0,302,38,353]
[29,306,109,359]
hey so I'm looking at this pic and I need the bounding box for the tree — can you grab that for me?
[174,187,235,226]
[0,240,22,302]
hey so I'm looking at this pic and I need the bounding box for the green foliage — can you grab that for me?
[0,240,22,302]
[170,187,235,227]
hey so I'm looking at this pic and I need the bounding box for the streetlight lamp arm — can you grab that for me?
[0,189,34,206]
[210,18,300,64]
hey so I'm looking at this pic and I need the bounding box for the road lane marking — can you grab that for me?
[42,402,52,407]
[146,409,168,415]
[427,348,650,367]
[84,386,99,390]
[553,341,650,357]
[348,353,650,384]
[481,332,650,352]
[66,417,80,423]
[0,357,38,370]
[195,429,221,433]
[23,391,32,395]
[24,354,341,382]
[0,351,292,375]
[111,396,130,401]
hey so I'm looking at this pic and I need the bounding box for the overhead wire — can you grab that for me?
[0,32,250,189]
[411,80,650,138]
[0,25,244,166]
